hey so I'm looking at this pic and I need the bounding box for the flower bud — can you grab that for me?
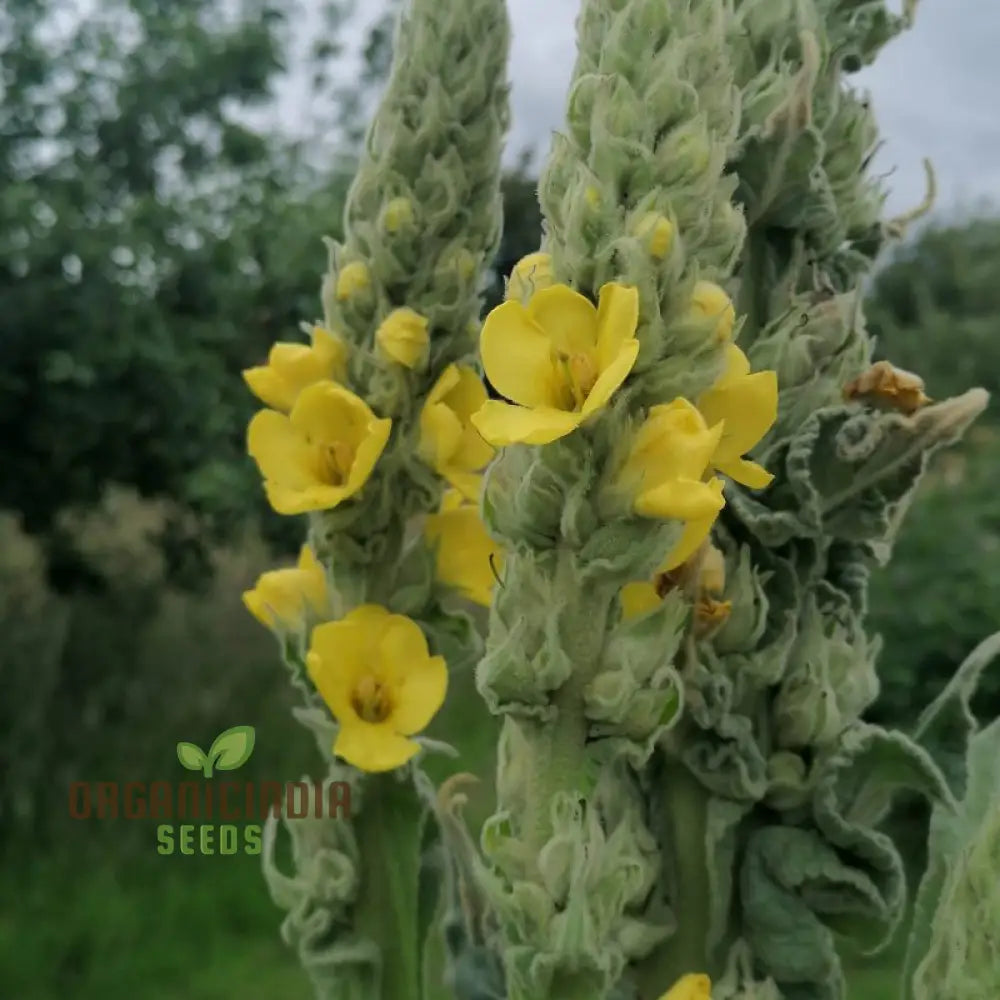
[632,212,676,259]
[688,280,735,341]
[381,197,415,233]
[335,261,372,301]
[375,308,430,369]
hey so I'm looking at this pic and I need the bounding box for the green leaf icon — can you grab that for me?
[177,741,208,773]
[207,725,256,773]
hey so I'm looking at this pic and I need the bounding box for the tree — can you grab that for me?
[0,0,355,588]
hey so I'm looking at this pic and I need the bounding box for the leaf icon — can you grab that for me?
[177,741,208,773]
[207,725,256,773]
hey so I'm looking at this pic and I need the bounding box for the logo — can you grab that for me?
[176,725,256,778]
[69,724,351,856]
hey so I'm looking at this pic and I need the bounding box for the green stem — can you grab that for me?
[736,225,771,348]
[353,773,425,1000]
[634,756,712,998]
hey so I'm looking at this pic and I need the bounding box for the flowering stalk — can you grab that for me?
[243,0,510,997]
[620,2,992,998]
[469,2,761,998]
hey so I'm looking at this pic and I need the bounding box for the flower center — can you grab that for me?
[319,440,355,485]
[351,673,392,724]
[555,351,598,410]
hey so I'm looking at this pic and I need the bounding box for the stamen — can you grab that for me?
[351,674,392,723]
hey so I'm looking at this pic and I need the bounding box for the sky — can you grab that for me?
[278,0,1000,219]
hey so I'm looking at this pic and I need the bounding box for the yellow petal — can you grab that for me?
[526,284,599,356]
[442,468,483,503]
[296,545,329,612]
[333,723,420,772]
[635,477,726,521]
[312,326,348,380]
[620,580,662,620]
[689,281,735,341]
[425,501,501,606]
[581,337,640,416]
[247,410,321,490]
[264,481,349,515]
[595,283,640,371]
[451,427,495,473]
[480,300,561,408]
[343,417,392,496]
[243,365,297,412]
[290,381,372,448]
[715,455,774,490]
[619,400,723,493]
[307,608,391,719]
[657,972,712,1000]
[445,365,490,419]
[376,308,430,368]
[699,368,778,459]
[419,400,464,469]
[506,252,553,301]
[661,479,725,570]
[386,653,448,736]
[471,400,582,446]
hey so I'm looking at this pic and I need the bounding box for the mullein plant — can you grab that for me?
[238,1,999,1000]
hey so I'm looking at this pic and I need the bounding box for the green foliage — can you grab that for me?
[866,217,1000,411]
[862,215,1000,730]
[0,0,354,588]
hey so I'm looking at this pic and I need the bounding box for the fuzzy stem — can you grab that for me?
[635,756,712,998]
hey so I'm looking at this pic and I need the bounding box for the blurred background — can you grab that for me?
[1,0,998,997]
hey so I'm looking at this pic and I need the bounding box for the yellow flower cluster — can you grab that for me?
[241,306,503,770]
[474,252,777,609]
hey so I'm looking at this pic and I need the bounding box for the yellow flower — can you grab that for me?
[505,252,553,302]
[243,326,348,413]
[335,261,371,300]
[247,381,391,515]
[617,399,726,523]
[688,281,735,341]
[242,545,327,631]
[697,344,778,489]
[658,973,712,1000]
[307,605,447,772]
[633,212,675,259]
[424,490,502,606]
[419,364,495,501]
[472,282,641,446]
[376,307,430,369]
[382,197,414,233]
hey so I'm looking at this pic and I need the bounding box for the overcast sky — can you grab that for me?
[280,0,1000,219]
